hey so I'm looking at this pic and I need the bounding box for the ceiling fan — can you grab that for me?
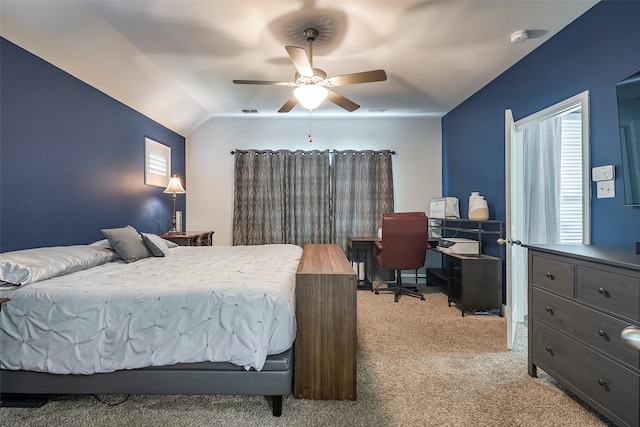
[233,28,387,113]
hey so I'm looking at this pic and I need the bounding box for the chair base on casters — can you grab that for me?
[374,270,425,302]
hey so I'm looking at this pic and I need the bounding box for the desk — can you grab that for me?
[348,237,430,289]
[347,237,378,290]
[347,237,397,290]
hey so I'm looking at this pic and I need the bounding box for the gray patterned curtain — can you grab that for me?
[233,150,331,246]
[332,150,394,251]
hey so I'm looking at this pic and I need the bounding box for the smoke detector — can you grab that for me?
[510,30,529,44]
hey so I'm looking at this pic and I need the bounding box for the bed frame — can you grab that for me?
[0,348,292,416]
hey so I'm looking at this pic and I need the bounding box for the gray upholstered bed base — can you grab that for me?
[0,348,292,416]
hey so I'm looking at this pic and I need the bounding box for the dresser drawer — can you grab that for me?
[576,266,640,321]
[532,287,640,370]
[532,320,640,427]
[531,254,574,297]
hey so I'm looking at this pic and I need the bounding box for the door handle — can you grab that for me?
[497,238,522,246]
[621,326,640,350]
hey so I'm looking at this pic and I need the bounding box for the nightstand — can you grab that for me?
[160,231,214,246]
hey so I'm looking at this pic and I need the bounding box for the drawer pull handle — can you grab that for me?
[545,306,554,314]
[545,272,554,280]
[545,346,553,355]
[597,378,610,391]
[598,287,609,297]
[598,329,607,338]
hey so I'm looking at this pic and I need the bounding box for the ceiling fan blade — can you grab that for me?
[327,90,360,112]
[233,80,294,86]
[285,46,313,77]
[327,70,387,87]
[278,95,299,113]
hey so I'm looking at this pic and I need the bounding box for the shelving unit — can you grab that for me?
[426,219,503,316]
[429,219,503,257]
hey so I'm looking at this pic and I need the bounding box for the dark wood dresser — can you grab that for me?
[294,244,357,400]
[527,244,640,427]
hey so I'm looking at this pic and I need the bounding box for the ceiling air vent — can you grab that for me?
[241,108,259,114]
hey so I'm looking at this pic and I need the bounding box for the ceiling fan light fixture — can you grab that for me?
[293,85,328,111]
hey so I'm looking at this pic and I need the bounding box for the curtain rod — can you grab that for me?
[230,150,396,155]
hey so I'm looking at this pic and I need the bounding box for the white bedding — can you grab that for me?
[0,244,302,374]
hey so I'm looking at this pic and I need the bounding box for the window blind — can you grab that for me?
[559,114,583,244]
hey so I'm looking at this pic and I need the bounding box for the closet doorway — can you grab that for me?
[504,90,591,349]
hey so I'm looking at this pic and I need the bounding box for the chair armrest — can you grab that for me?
[373,240,383,256]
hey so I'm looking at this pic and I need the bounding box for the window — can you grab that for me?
[232,149,394,250]
[145,137,171,187]
[559,112,583,243]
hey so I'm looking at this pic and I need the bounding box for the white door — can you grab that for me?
[504,91,590,350]
[504,110,524,350]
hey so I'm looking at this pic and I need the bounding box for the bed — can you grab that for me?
[0,228,303,416]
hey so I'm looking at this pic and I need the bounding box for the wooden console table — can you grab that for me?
[294,244,357,400]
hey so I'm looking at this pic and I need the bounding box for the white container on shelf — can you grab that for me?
[468,192,489,221]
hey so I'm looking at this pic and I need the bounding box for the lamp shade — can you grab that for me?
[294,85,328,111]
[163,176,186,194]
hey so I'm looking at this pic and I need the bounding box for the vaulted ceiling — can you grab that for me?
[1,1,598,135]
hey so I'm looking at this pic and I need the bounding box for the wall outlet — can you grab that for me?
[596,180,615,198]
[592,165,615,182]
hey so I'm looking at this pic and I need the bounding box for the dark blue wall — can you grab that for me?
[442,1,640,252]
[0,38,186,252]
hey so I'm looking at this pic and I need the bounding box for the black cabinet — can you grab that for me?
[446,255,502,316]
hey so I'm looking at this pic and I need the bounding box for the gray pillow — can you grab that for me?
[141,233,178,253]
[101,225,150,263]
[141,234,165,257]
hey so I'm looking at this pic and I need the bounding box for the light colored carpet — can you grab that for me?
[1,286,613,426]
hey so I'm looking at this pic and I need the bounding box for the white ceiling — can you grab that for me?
[1,1,598,136]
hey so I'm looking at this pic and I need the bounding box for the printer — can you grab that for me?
[436,238,479,255]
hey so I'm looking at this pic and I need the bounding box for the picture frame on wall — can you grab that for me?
[145,137,171,187]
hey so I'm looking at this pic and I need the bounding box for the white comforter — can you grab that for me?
[0,244,302,374]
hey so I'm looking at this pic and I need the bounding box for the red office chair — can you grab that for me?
[373,212,430,302]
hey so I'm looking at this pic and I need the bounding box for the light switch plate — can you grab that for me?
[592,165,615,182]
[596,180,615,198]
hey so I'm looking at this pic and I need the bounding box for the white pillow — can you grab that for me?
[0,245,118,286]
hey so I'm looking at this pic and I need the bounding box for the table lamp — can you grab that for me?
[164,175,186,234]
